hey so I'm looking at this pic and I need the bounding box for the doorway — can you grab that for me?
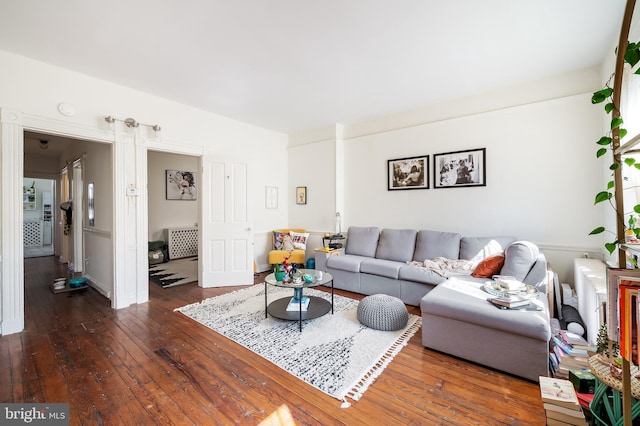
[147,150,200,292]
[23,177,55,259]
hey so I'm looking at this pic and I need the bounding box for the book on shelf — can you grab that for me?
[539,376,580,411]
[489,294,530,309]
[286,296,310,311]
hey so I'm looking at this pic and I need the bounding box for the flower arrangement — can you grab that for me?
[281,253,293,278]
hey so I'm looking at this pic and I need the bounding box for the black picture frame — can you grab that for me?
[433,148,486,188]
[166,169,197,200]
[387,155,429,190]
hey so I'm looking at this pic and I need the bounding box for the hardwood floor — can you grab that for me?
[1,256,547,425]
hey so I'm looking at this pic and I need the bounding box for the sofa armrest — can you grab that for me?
[523,252,548,292]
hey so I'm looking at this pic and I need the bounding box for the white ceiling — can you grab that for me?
[0,1,628,134]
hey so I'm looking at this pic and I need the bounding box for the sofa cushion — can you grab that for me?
[459,236,516,262]
[375,229,417,262]
[326,254,371,273]
[345,227,380,257]
[500,241,540,282]
[472,253,505,278]
[361,258,404,279]
[281,235,295,251]
[398,264,447,285]
[413,230,461,261]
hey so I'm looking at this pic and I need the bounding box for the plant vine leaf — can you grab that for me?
[597,148,607,158]
[597,136,612,145]
[592,88,613,104]
[611,117,624,129]
[635,204,640,214]
[608,180,615,190]
[595,191,612,204]
[610,163,621,171]
[620,128,628,139]
[625,44,640,67]
[589,226,606,235]
[605,103,615,113]
[605,242,617,254]
[626,157,637,166]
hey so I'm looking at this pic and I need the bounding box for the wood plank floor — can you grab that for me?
[1,256,548,425]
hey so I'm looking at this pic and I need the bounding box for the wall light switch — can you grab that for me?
[126,187,139,196]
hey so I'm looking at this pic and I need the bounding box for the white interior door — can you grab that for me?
[200,156,253,287]
[72,158,84,273]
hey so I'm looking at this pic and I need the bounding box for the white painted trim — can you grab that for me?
[1,108,25,335]
[135,138,149,305]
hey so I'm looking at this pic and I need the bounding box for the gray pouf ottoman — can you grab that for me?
[357,294,409,331]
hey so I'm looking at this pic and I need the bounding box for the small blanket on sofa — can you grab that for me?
[407,257,477,278]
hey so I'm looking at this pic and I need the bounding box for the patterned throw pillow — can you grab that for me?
[282,235,295,251]
[290,231,309,250]
[273,231,290,250]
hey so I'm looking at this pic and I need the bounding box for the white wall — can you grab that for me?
[289,80,605,283]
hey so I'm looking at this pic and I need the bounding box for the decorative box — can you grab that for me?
[569,370,596,394]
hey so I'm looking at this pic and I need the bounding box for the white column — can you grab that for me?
[0,108,25,335]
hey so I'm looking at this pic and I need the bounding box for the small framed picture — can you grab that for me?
[387,155,429,190]
[265,186,278,209]
[433,148,486,188]
[166,170,197,200]
[296,186,307,204]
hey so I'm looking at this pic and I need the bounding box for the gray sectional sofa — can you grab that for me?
[325,226,548,305]
[324,226,552,381]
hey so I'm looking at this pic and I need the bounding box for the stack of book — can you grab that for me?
[548,330,593,378]
[539,376,587,425]
[286,296,310,311]
[489,294,530,309]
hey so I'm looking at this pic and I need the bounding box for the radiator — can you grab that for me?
[23,220,43,247]
[166,227,198,260]
[573,258,607,345]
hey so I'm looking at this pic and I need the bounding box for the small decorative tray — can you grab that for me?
[483,281,539,299]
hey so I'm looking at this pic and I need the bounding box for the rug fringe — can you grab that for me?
[341,317,422,405]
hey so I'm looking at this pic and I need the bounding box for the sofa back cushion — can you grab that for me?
[459,236,516,261]
[345,227,380,257]
[375,229,417,262]
[413,230,461,261]
[500,241,540,281]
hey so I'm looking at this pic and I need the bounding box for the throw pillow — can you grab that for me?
[290,231,309,250]
[471,253,505,278]
[273,231,290,250]
[282,235,295,251]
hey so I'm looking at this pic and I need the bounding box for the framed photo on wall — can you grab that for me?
[265,186,278,209]
[296,186,307,204]
[433,148,486,188]
[387,155,429,190]
[166,170,197,200]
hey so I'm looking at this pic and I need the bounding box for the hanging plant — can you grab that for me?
[589,40,640,255]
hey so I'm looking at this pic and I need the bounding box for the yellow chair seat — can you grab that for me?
[268,249,305,265]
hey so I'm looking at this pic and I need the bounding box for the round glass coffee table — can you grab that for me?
[264,269,334,331]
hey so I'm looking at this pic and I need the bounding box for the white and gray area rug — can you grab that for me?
[149,257,198,288]
[175,284,421,406]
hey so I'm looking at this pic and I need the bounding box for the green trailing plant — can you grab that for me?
[596,323,620,359]
[589,40,640,255]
